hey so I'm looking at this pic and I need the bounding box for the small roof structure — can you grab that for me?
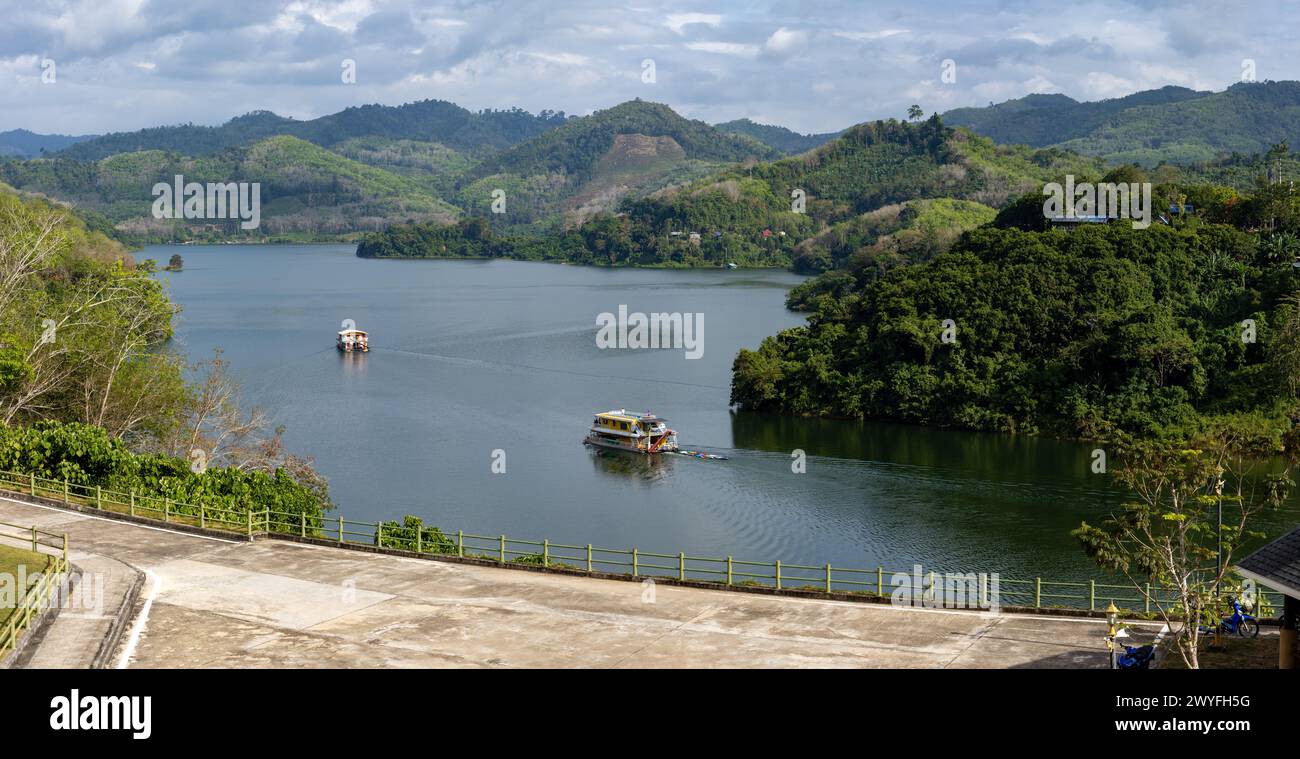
[1236,526,1300,600]
[338,329,368,336]
[596,409,666,423]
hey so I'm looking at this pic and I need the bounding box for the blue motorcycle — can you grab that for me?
[1116,643,1155,669]
[1219,597,1260,638]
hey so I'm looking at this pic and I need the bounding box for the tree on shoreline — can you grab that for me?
[1073,417,1296,668]
[0,189,331,516]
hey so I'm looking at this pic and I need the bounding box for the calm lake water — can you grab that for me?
[154,244,1299,581]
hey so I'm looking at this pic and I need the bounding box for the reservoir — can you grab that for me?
[155,244,1299,581]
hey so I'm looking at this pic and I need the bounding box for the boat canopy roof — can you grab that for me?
[595,410,666,423]
[338,329,368,336]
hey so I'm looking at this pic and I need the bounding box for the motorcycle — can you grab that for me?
[1219,596,1260,638]
[1116,643,1155,669]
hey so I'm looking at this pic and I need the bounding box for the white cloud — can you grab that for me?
[834,29,908,41]
[763,27,807,55]
[2,0,1298,137]
[664,13,721,34]
[685,41,757,57]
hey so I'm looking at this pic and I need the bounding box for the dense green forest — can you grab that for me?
[731,195,1300,440]
[945,81,1300,166]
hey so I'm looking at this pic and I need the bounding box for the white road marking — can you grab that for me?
[116,569,160,669]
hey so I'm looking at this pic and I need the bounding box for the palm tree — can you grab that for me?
[1262,231,1300,262]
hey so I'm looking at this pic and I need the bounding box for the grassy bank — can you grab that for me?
[0,543,52,632]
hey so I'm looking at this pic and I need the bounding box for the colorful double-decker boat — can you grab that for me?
[337,328,370,353]
[584,409,679,454]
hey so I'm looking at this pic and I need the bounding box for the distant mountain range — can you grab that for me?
[715,119,841,154]
[4,81,1300,242]
[0,100,790,239]
[0,129,96,158]
[53,101,570,161]
[944,80,1300,165]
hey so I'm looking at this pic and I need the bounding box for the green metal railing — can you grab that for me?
[0,518,69,658]
[0,468,1286,616]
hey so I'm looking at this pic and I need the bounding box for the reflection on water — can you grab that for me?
[587,448,673,483]
[339,352,368,379]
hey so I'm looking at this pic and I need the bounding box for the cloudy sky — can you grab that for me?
[2,0,1298,136]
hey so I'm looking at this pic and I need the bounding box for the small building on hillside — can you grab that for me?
[1047,215,1116,231]
[1235,526,1300,669]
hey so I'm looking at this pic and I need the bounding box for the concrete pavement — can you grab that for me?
[0,495,1143,668]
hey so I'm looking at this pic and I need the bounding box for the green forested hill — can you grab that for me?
[468,100,779,180]
[788,198,997,276]
[329,137,476,197]
[1,135,458,240]
[1055,82,1300,165]
[944,81,1300,166]
[732,220,1297,440]
[591,116,1099,270]
[55,101,569,161]
[0,129,97,158]
[943,87,1208,147]
[360,115,1101,269]
[714,118,840,154]
[449,100,778,228]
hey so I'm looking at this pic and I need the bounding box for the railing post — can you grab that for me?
[31,525,37,552]
[825,564,832,593]
[499,535,506,564]
[928,570,935,605]
[338,517,343,545]
[586,544,592,572]
[62,534,68,562]
[247,510,253,538]
[775,560,782,590]
[63,478,69,504]
[458,530,464,558]
[1089,580,1096,612]
[200,502,205,529]
[264,508,270,534]
[300,511,306,538]
[1035,577,1042,608]
[726,555,733,586]
[96,486,102,510]
[377,522,383,547]
[1145,583,1151,614]
[877,566,883,596]
[163,498,170,522]
[678,552,685,581]
[542,539,549,567]
[416,526,423,553]
[981,574,989,607]
[29,472,35,496]
[632,548,638,576]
